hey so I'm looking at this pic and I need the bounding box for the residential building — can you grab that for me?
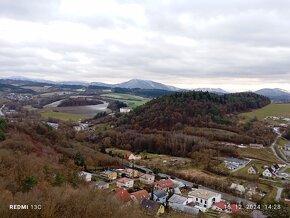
[168,194,192,207]
[95,180,109,189]
[153,190,168,204]
[116,177,134,188]
[271,164,280,172]
[251,210,267,218]
[115,188,131,203]
[78,171,92,182]
[285,143,290,151]
[139,173,155,185]
[130,190,150,204]
[262,168,277,178]
[212,202,226,212]
[128,153,142,160]
[100,170,118,181]
[120,107,131,113]
[248,165,259,174]
[188,189,221,209]
[249,143,264,149]
[124,168,139,178]
[230,183,246,194]
[155,179,175,191]
[140,199,165,216]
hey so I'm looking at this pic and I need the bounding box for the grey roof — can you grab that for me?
[272,164,279,170]
[168,194,188,204]
[153,190,167,198]
[286,143,290,147]
[95,180,108,186]
[141,199,162,214]
[171,204,199,215]
[224,157,247,164]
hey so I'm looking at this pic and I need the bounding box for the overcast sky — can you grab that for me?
[0,0,290,91]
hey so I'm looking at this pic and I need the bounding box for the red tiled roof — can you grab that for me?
[213,202,226,209]
[230,204,240,213]
[131,190,150,202]
[115,188,131,203]
[155,179,174,188]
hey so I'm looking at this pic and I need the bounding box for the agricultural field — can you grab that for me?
[40,111,87,121]
[100,93,149,108]
[240,103,290,121]
[237,147,281,163]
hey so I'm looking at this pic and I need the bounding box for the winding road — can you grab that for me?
[0,104,5,117]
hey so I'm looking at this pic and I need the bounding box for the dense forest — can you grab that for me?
[107,100,127,111]
[58,98,103,107]
[0,120,146,218]
[118,91,270,130]
[95,91,275,159]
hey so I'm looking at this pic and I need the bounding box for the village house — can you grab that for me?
[271,164,280,172]
[247,184,258,197]
[124,168,139,178]
[212,202,227,212]
[230,183,246,194]
[140,199,165,216]
[139,173,155,184]
[251,210,267,218]
[78,171,92,182]
[249,143,264,149]
[168,194,192,207]
[248,165,259,174]
[153,190,168,204]
[114,188,131,204]
[155,179,175,192]
[95,180,109,189]
[128,153,142,160]
[116,177,134,188]
[188,189,221,209]
[262,167,277,178]
[224,158,247,170]
[74,122,89,131]
[100,170,118,181]
[130,190,150,204]
[120,107,131,113]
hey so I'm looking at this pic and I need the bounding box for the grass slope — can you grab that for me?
[41,111,87,121]
[101,93,149,108]
[241,103,290,120]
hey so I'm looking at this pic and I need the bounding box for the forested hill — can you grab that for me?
[119,91,270,130]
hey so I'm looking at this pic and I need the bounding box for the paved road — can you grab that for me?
[275,187,283,201]
[0,104,5,117]
[270,129,289,165]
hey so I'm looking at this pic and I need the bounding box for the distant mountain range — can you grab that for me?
[255,88,290,102]
[1,77,290,102]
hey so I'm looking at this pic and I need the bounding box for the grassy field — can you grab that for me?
[238,147,281,163]
[100,93,149,108]
[240,103,290,121]
[233,159,267,178]
[40,111,87,121]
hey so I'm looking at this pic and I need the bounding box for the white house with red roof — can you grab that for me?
[212,202,226,212]
[116,177,134,188]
